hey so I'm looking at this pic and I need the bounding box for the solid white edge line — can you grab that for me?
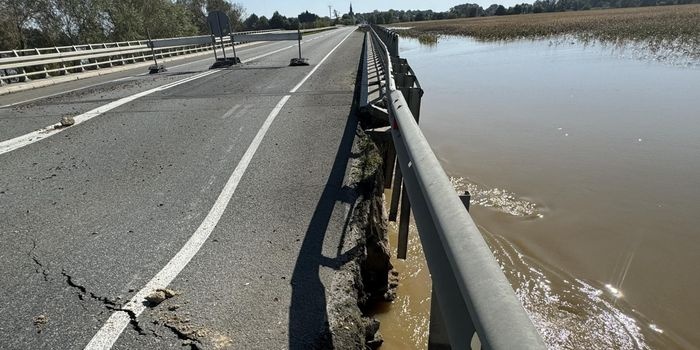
[290,28,356,93]
[84,26,356,350]
[83,95,291,350]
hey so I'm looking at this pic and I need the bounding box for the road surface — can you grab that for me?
[0,26,364,349]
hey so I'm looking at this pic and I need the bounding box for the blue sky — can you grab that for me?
[236,0,519,18]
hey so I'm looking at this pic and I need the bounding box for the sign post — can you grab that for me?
[146,29,166,74]
[207,11,240,68]
[289,27,309,66]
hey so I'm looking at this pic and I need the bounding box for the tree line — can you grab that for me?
[356,0,700,23]
[0,0,338,51]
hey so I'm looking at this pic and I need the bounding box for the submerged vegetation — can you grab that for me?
[393,5,700,56]
[416,33,439,46]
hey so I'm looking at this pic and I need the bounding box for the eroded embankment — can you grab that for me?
[322,126,398,349]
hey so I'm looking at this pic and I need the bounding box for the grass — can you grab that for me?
[417,33,439,46]
[392,4,700,49]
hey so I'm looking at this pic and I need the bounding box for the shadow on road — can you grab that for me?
[288,40,365,349]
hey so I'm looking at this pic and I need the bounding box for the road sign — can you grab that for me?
[207,11,231,37]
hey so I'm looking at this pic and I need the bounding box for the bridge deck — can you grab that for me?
[0,27,365,349]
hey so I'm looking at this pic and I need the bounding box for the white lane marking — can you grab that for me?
[233,105,251,120]
[220,104,241,119]
[0,30,343,153]
[0,36,320,109]
[0,70,218,156]
[84,27,356,350]
[290,28,356,93]
[242,45,295,63]
[84,94,292,350]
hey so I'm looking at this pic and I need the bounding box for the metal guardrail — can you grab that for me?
[0,27,336,86]
[366,25,547,350]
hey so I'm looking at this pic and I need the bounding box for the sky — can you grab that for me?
[235,0,519,18]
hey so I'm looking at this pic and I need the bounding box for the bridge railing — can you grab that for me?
[367,25,547,350]
[0,27,336,86]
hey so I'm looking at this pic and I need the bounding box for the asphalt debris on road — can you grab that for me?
[145,288,179,306]
[32,315,48,333]
[60,116,75,127]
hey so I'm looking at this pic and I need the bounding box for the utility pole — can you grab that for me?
[328,5,332,18]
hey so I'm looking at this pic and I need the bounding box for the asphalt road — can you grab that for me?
[0,26,364,349]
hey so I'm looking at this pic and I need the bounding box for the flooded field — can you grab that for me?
[376,35,700,349]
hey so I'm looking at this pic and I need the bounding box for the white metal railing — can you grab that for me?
[0,27,337,86]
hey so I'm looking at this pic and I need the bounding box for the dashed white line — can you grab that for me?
[83,27,356,350]
[220,104,242,119]
[0,70,218,156]
[0,32,334,109]
[0,30,346,155]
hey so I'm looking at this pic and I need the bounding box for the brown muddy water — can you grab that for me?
[374,36,700,349]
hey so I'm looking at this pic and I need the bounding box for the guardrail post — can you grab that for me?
[384,145,396,189]
[88,44,99,70]
[388,57,407,223]
[55,47,69,75]
[115,42,126,65]
[427,190,475,350]
[389,165,402,221]
[70,46,83,72]
[428,288,452,350]
[126,42,136,63]
[459,192,471,212]
[12,50,29,82]
[395,61,422,260]
[427,190,473,349]
[34,48,50,78]
[104,43,114,67]
[397,185,411,259]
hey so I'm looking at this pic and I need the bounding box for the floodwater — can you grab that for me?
[374,36,700,349]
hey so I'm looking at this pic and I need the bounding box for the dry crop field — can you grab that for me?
[392,4,700,46]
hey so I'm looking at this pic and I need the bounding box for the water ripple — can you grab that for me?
[450,176,540,217]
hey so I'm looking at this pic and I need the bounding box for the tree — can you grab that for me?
[177,0,207,34]
[298,10,318,23]
[243,13,258,29]
[269,11,287,29]
[257,15,268,29]
[52,0,110,44]
[2,0,45,48]
[205,0,245,31]
[450,3,484,17]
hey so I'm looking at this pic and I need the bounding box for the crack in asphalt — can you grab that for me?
[60,269,149,336]
[61,269,120,307]
[59,269,199,342]
[28,239,49,281]
[160,322,202,350]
